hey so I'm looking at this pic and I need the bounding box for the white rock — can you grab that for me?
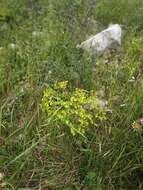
[77,24,121,55]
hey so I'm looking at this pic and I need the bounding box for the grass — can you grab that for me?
[0,0,143,189]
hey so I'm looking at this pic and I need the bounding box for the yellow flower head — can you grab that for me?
[55,81,68,90]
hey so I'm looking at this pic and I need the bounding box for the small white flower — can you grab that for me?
[129,76,135,82]
[132,76,135,80]
[48,70,52,75]
[10,43,16,49]
[120,103,126,107]
[32,31,43,37]
[32,31,37,36]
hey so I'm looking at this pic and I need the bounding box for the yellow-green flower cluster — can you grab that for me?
[42,81,105,136]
